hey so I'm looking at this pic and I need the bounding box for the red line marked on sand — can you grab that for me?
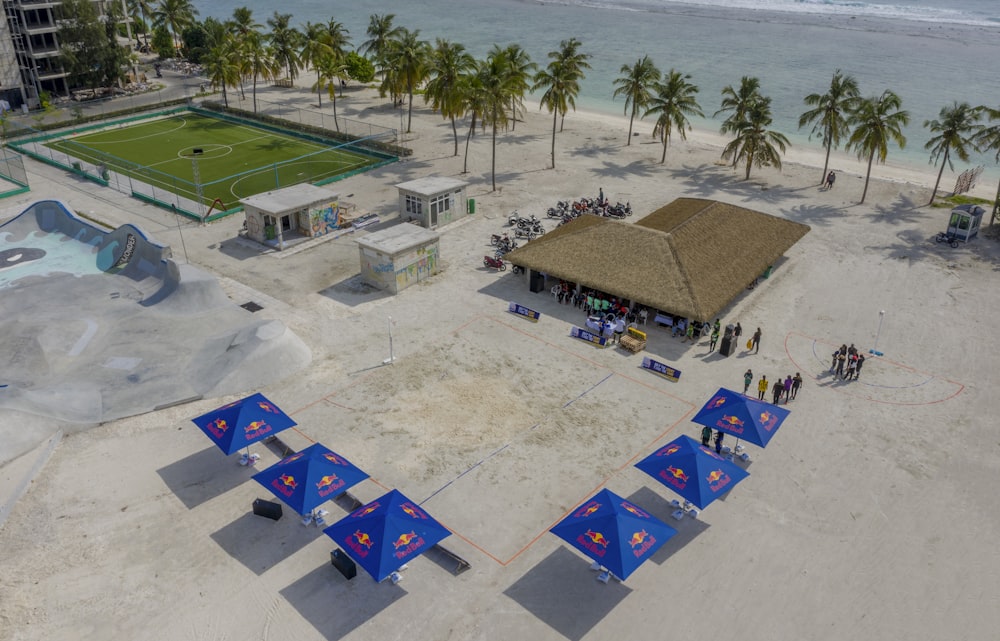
[784,330,964,406]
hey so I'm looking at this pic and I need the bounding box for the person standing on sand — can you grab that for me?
[701,425,713,447]
[825,171,836,189]
[854,354,865,380]
[783,375,793,401]
[710,325,720,352]
[744,369,753,394]
[757,375,768,401]
[734,322,742,344]
[772,379,783,405]
[714,429,725,455]
[791,373,803,400]
[751,327,761,353]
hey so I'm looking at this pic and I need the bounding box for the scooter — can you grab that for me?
[935,231,960,248]
[483,255,506,271]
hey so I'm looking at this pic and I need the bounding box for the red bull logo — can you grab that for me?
[244,420,272,439]
[657,444,681,457]
[353,502,380,518]
[706,469,732,492]
[629,529,657,557]
[577,529,609,557]
[620,501,649,519]
[315,474,345,496]
[708,395,726,409]
[574,501,602,518]
[271,473,298,497]
[345,529,373,558]
[257,401,279,413]
[392,531,425,559]
[660,465,689,489]
[206,418,228,437]
[280,452,305,465]
[759,410,779,432]
[400,502,428,520]
[322,452,346,466]
[718,414,745,434]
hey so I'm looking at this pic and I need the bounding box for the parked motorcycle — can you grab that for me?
[935,231,960,248]
[483,255,506,271]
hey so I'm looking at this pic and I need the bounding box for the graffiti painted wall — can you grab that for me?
[308,201,341,237]
[394,244,439,290]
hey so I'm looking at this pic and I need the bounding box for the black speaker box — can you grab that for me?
[719,336,735,357]
[252,498,283,521]
[331,549,358,580]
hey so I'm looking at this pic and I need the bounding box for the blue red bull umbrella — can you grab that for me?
[691,387,790,448]
[550,488,676,580]
[635,434,750,510]
[251,443,369,516]
[323,489,451,582]
[191,392,297,456]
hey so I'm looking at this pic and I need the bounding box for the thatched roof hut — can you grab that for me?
[505,198,810,320]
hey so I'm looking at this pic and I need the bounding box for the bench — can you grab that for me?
[273,78,293,88]
[619,327,647,353]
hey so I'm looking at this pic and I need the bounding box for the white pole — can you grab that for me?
[383,316,395,365]
[872,310,885,354]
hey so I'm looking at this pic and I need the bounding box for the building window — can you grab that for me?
[429,194,451,217]
[405,195,422,215]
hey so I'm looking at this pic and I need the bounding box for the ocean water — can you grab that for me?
[195,0,1000,184]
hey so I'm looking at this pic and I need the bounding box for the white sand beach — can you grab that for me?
[1,80,998,641]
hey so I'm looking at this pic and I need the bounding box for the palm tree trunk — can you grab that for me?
[451,116,458,157]
[406,86,414,133]
[821,139,832,185]
[550,110,558,169]
[222,84,228,108]
[861,151,875,204]
[510,97,516,131]
[560,112,565,133]
[332,90,339,132]
[627,107,635,146]
[316,70,323,108]
[929,148,949,206]
[463,115,476,174]
[491,114,497,192]
[252,75,258,113]
[992,177,1000,225]
[660,135,667,164]
[745,156,752,180]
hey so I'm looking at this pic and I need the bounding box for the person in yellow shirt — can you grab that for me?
[757,375,768,401]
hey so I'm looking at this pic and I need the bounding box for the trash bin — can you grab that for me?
[763,265,773,279]
[264,225,275,240]
[468,198,475,214]
[719,336,735,357]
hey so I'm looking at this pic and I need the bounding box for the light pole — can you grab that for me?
[185,148,205,222]
[382,316,395,365]
[871,310,886,356]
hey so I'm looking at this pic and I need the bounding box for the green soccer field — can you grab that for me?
[45,111,386,207]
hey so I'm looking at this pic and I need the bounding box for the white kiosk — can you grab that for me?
[946,204,984,243]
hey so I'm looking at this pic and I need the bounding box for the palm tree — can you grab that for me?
[923,102,982,205]
[315,53,348,130]
[267,12,301,82]
[532,38,590,168]
[127,0,153,49]
[384,28,429,133]
[230,6,260,37]
[721,96,790,180]
[613,55,660,145]
[973,105,1000,223]
[152,0,198,51]
[460,67,487,174]
[847,90,910,204]
[643,69,702,164]
[716,76,761,166]
[203,40,239,107]
[243,31,276,112]
[479,51,518,191]
[799,69,860,184]
[325,20,351,95]
[424,39,475,156]
[300,22,333,107]
[495,44,535,131]
[362,13,401,67]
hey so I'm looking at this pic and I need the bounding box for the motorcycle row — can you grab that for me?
[548,197,632,226]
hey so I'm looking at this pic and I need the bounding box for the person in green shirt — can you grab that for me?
[743,369,753,395]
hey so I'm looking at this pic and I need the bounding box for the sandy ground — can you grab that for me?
[1,79,999,641]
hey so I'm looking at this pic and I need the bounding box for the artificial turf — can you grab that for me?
[45,112,383,206]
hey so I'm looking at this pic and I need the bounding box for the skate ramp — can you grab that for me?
[0,201,311,465]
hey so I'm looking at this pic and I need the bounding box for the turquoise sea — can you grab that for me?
[195,0,1000,188]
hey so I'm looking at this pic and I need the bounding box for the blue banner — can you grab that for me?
[642,357,681,381]
[508,301,541,322]
[571,326,608,347]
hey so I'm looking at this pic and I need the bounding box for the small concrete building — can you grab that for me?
[240,184,342,250]
[396,176,469,229]
[357,223,441,294]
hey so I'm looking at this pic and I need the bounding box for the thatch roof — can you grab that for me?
[505,198,810,320]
